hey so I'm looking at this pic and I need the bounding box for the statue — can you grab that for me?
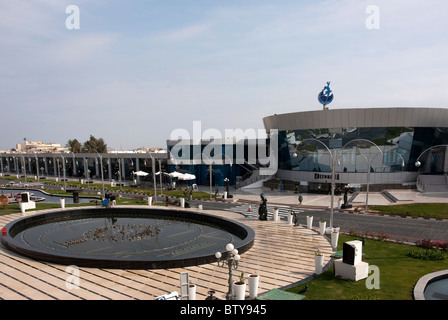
[183,188,192,208]
[258,193,268,221]
[291,210,300,226]
[341,184,353,209]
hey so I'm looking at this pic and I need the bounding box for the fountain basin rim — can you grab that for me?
[1,206,255,269]
[414,269,448,300]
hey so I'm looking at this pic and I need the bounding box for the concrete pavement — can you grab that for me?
[224,187,448,209]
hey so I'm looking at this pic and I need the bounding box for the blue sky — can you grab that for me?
[1,0,447,150]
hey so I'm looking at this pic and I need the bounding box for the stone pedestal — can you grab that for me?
[334,260,369,281]
[334,240,368,281]
[19,201,36,213]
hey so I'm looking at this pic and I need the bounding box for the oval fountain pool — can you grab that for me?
[1,207,255,269]
[414,270,448,300]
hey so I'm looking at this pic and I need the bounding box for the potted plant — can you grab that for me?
[188,282,196,300]
[19,202,26,213]
[331,227,340,251]
[314,249,324,275]
[288,209,294,225]
[232,272,246,300]
[273,207,279,221]
[248,273,260,299]
[319,218,326,235]
[306,215,313,229]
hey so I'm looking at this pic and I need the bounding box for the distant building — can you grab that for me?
[15,141,68,153]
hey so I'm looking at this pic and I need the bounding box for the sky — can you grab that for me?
[1,0,448,150]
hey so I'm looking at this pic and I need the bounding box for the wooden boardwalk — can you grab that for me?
[0,206,333,300]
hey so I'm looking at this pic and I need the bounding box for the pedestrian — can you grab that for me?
[298,194,303,205]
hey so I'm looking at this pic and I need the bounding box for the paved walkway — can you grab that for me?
[0,206,333,300]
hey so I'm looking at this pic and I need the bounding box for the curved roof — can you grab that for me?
[263,107,448,132]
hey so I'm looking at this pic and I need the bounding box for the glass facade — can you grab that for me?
[167,141,265,186]
[278,127,448,174]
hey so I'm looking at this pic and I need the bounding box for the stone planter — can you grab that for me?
[306,216,313,229]
[188,284,196,300]
[248,274,259,299]
[232,281,246,300]
[315,254,324,275]
[288,211,294,225]
[331,230,340,251]
[273,208,279,221]
[319,220,326,235]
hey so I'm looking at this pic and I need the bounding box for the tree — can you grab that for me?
[66,139,82,153]
[81,135,108,153]
[66,136,108,153]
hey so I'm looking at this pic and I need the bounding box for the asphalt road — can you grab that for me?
[191,200,448,242]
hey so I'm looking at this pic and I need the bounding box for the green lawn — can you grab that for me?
[370,203,448,220]
[0,201,98,216]
[287,235,448,300]
[1,181,212,200]
[0,187,210,216]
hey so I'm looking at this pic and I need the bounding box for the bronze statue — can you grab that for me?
[258,193,268,220]
[291,210,300,226]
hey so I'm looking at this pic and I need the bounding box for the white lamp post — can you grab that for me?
[215,243,241,300]
[96,152,105,197]
[296,138,382,227]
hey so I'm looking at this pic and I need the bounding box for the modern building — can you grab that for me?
[166,138,271,188]
[15,141,68,153]
[2,107,448,193]
[263,107,448,193]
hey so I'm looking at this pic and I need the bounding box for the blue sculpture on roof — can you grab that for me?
[318,81,334,109]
